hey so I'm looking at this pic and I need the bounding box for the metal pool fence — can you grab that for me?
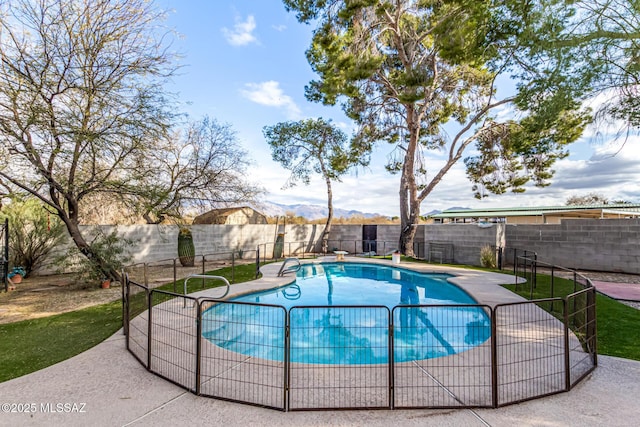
[123,256,596,411]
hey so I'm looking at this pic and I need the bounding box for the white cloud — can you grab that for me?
[221,15,258,46]
[240,81,301,119]
[272,24,287,32]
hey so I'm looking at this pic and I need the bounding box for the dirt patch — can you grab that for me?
[0,274,122,324]
[0,259,254,324]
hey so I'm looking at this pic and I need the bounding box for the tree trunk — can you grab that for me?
[321,174,333,254]
[58,202,122,282]
[399,110,421,257]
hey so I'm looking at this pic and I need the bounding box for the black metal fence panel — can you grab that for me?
[567,288,597,386]
[494,300,567,406]
[392,305,493,408]
[288,306,391,410]
[199,299,287,411]
[126,280,150,368]
[148,290,199,392]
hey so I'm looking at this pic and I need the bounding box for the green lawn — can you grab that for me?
[503,273,640,361]
[0,263,259,383]
[0,300,122,382]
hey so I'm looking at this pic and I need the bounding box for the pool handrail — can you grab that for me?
[183,274,230,306]
[277,257,301,277]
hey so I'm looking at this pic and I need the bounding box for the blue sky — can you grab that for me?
[161,0,640,217]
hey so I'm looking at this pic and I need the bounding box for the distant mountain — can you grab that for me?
[255,201,382,220]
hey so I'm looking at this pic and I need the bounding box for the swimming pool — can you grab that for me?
[202,263,490,364]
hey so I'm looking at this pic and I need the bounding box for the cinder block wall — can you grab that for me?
[422,224,505,266]
[40,219,640,274]
[505,219,640,273]
[326,225,402,254]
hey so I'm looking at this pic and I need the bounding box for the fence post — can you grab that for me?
[491,306,498,408]
[121,270,127,336]
[147,290,153,370]
[255,246,260,279]
[388,308,394,409]
[284,308,290,411]
[201,255,205,288]
[550,266,555,312]
[588,288,598,367]
[173,258,177,293]
[563,299,571,391]
[195,300,203,395]
[231,251,235,284]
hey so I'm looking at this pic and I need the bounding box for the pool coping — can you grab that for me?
[188,256,528,309]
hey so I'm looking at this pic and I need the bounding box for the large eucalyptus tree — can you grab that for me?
[284,0,591,255]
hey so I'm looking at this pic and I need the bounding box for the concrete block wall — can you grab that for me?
[38,219,640,275]
[114,224,325,263]
[423,223,505,266]
[505,219,640,273]
[325,225,363,253]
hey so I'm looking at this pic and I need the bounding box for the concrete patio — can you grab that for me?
[1,259,638,426]
[1,331,639,426]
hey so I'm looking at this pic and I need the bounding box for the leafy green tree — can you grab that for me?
[264,118,366,252]
[283,0,591,255]
[0,197,66,276]
[552,0,640,128]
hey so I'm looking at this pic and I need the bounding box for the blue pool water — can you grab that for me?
[202,263,490,364]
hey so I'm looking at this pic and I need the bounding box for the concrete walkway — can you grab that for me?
[0,331,639,427]
[592,280,640,301]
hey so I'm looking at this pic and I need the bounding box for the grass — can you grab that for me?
[0,300,122,383]
[503,273,640,361]
[0,263,260,383]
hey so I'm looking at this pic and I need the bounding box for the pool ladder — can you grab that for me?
[278,257,301,277]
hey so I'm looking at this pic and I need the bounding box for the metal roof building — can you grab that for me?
[429,204,640,224]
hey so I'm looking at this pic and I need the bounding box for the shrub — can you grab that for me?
[480,245,497,269]
[0,197,67,276]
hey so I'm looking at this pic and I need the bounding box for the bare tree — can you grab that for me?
[565,193,609,206]
[0,0,176,280]
[125,117,261,224]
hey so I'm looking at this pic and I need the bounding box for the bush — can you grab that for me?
[55,228,132,285]
[480,245,497,269]
[0,197,67,276]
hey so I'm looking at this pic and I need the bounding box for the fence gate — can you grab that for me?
[363,225,377,254]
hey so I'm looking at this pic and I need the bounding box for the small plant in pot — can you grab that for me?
[8,266,26,284]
